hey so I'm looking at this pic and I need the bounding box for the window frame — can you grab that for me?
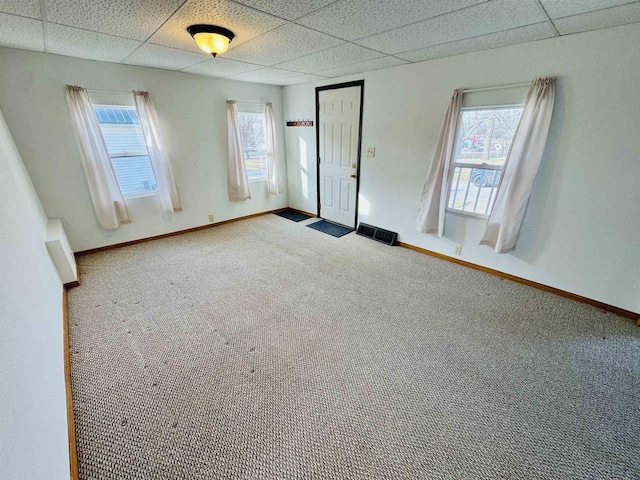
[93,103,159,200]
[236,105,268,184]
[445,103,523,219]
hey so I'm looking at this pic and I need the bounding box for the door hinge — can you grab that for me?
[317,157,321,165]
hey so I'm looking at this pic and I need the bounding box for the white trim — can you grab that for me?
[110,152,148,158]
[452,162,503,170]
[124,191,158,200]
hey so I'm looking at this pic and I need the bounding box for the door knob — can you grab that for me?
[350,174,357,178]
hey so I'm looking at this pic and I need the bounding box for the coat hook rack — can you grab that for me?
[286,120,313,127]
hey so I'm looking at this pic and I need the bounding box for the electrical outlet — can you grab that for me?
[453,244,462,255]
[208,214,215,222]
[367,147,375,157]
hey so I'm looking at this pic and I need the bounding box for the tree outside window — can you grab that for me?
[447,106,523,216]
[238,112,267,183]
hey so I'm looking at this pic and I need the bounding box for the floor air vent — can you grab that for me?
[356,223,398,246]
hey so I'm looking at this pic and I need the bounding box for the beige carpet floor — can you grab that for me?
[68,214,640,479]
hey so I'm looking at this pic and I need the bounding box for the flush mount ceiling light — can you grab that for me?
[187,24,235,57]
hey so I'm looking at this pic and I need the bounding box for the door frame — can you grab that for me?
[315,80,365,229]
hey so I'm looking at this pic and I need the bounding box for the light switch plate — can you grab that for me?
[208,214,215,222]
[367,147,375,157]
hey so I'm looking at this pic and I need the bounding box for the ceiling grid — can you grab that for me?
[0,0,637,85]
[532,0,560,36]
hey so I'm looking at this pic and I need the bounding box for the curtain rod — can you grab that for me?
[462,82,530,94]
[235,101,267,105]
[86,88,135,95]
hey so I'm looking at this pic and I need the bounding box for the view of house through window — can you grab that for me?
[237,110,268,182]
[93,105,158,198]
[447,106,523,216]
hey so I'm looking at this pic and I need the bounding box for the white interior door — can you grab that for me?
[318,86,361,228]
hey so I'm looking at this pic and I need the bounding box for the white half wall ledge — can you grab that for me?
[45,218,78,285]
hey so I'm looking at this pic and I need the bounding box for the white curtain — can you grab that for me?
[226,100,251,201]
[480,77,556,253]
[415,89,463,237]
[66,85,130,230]
[133,91,181,214]
[265,102,285,195]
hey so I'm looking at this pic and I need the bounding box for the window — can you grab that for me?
[237,109,267,182]
[93,105,158,198]
[447,106,523,217]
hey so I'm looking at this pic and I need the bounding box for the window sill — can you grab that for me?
[125,192,159,200]
[445,208,489,220]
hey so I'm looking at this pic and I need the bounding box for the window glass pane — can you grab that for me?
[94,106,147,155]
[238,112,267,182]
[448,107,522,216]
[110,155,158,197]
[93,105,158,197]
[448,167,501,215]
[454,107,522,166]
[99,123,147,156]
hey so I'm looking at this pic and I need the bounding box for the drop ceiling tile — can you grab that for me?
[181,57,261,77]
[46,24,142,63]
[232,0,336,20]
[222,23,343,66]
[123,43,209,71]
[273,43,383,74]
[539,0,637,19]
[0,0,40,18]
[265,73,328,85]
[0,13,43,51]
[226,67,297,83]
[296,0,487,41]
[554,2,640,35]
[398,23,555,62]
[148,0,286,54]
[316,56,408,78]
[355,0,546,54]
[45,0,186,41]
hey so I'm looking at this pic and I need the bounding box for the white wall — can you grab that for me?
[0,48,288,252]
[0,109,69,479]
[284,23,640,313]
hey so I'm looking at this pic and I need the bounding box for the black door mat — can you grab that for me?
[307,219,354,238]
[274,209,312,222]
